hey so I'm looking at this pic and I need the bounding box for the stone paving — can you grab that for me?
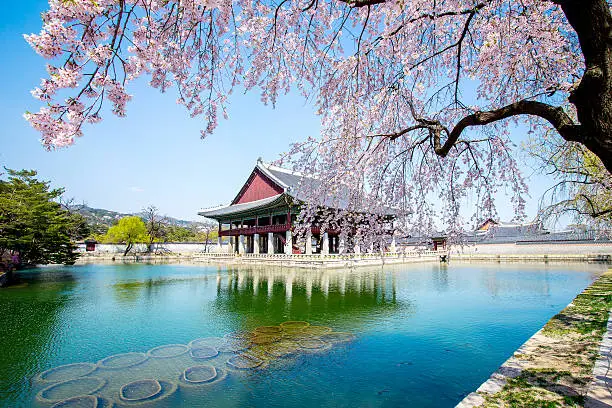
[585,313,612,407]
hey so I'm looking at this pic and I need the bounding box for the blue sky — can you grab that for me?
[1,1,555,225]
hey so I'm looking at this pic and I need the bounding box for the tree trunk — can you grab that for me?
[560,0,612,173]
[124,243,132,256]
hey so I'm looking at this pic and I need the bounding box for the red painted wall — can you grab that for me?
[233,170,284,204]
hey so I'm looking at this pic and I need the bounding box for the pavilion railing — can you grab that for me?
[194,250,445,260]
[219,223,291,237]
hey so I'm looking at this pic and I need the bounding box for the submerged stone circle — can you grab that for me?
[189,346,219,360]
[179,366,228,388]
[33,322,355,406]
[182,365,217,384]
[50,395,113,408]
[98,352,148,370]
[263,341,300,358]
[280,321,310,330]
[37,377,107,404]
[147,344,189,359]
[119,379,162,402]
[251,333,281,345]
[188,337,225,349]
[115,380,177,406]
[35,362,97,383]
[217,338,251,353]
[301,326,333,337]
[254,325,282,334]
[50,395,98,408]
[227,354,264,370]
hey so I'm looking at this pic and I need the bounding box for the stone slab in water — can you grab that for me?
[115,380,177,406]
[189,337,225,349]
[36,363,97,383]
[37,377,106,404]
[280,321,310,330]
[264,341,299,358]
[50,395,114,408]
[251,334,281,345]
[227,354,263,370]
[298,339,329,350]
[98,352,148,369]
[190,346,219,360]
[120,379,162,402]
[183,365,217,384]
[255,326,282,334]
[50,395,98,408]
[217,339,250,353]
[301,326,333,337]
[147,344,189,358]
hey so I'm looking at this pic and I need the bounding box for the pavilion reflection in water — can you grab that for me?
[210,266,407,329]
[216,267,396,301]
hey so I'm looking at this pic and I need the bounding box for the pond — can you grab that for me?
[0,262,607,407]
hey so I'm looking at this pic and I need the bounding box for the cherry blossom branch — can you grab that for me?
[435,100,582,157]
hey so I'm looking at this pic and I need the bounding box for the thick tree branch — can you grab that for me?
[434,101,582,157]
[338,0,385,7]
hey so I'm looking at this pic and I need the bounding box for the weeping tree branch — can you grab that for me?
[434,100,582,156]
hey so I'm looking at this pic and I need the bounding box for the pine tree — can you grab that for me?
[0,169,80,267]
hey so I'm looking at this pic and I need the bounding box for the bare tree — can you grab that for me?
[142,205,168,253]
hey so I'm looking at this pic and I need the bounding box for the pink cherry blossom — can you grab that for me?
[24,1,607,239]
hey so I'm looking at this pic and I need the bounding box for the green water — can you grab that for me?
[0,262,606,407]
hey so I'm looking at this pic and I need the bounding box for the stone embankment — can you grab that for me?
[457,269,612,408]
[76,251,445,269]
[451,242,612,263]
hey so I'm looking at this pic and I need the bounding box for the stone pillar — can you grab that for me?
[238,235,245,255]
[305,231,312,255]
[268,232,274,254]
[253,233,260,254]
[284,230,292,255]
[322,232,329,255]
[217,236,222,253]
[354,240,361,255]
[369,242,374,254]
[339,237,346,254]
[229,236,235,254]
[390,237,397,253]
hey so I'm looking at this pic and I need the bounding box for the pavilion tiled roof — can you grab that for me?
[198,194,287,219]
[198,159,395,220]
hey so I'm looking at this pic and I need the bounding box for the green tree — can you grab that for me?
[0,169,80,270]
[102,216,149,256]
[528,135,612,229]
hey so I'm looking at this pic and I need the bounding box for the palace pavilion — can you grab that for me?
[198,159,394,255]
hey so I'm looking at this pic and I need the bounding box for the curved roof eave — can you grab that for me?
[198,193,291,220]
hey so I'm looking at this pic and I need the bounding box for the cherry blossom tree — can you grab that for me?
[24,0,612,239]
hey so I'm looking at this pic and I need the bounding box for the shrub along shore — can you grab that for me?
[458,268,612,407]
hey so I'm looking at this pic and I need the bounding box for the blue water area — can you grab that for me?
[0,262,606,407]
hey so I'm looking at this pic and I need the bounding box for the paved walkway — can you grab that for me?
[586,312,612,407]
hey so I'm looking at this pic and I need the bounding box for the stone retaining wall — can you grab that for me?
[451,242,612,256]
[456,269,612,407]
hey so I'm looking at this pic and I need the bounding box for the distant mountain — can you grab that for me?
[68,205,203,228]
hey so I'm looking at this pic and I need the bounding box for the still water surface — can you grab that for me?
[0,262,607,407]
